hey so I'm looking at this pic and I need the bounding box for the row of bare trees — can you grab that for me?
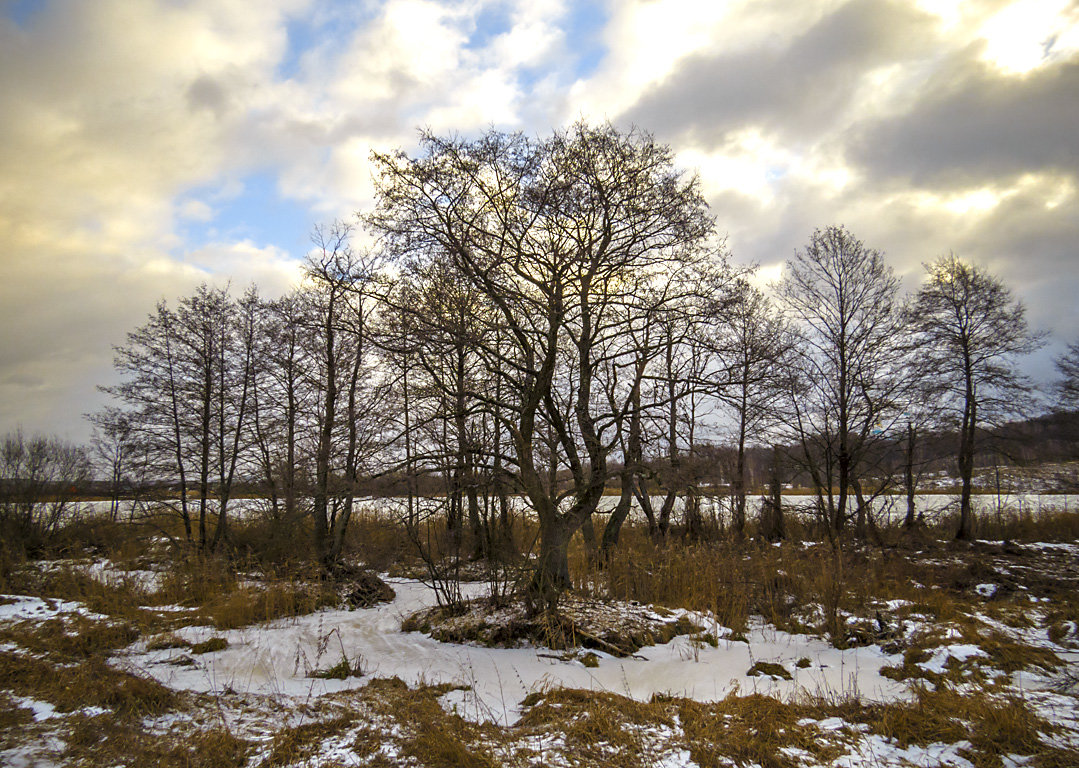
[83,123,1053,605]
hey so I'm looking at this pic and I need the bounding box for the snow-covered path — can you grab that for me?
[121,579,907,724]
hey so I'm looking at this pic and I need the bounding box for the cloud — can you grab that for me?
[849,59,1079,188]
[621,0,938,148]
[0,0,1076,442]
[0,0,309,438]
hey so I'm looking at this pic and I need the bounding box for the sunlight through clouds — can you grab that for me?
[979,0,1079,74]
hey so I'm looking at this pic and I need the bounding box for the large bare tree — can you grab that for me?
[369,123,715,608]
[106,285,253,549]
[907,254,1044,540]
[778,226,908,536]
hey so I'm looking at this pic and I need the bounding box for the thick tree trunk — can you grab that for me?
[313,301,337,563]
[733,419,747,534]
[657,491,676,537]
[531,515,574,611]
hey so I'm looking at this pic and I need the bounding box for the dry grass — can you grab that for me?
[190,636,229,654]
[63,713,250,768]
[747,660,793,680]
[676,692,840,768]
[0,692,34,725]
[0,561,158,626]
[517,687,679,768]
[0,651,177,717]
[147,554,341,629]
[261,715,356,766]
[851,684,1054,765]
[0,613,140,660]
[1,504,1076,767]
[359,678,500,768]
[974,509,1079,543]
[200,580,340,630]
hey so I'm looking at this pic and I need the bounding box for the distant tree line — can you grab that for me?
[5,123,1073,602]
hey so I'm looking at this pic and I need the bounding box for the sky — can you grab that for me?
[1,0,1077,443]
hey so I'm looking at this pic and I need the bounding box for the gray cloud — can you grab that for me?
[624,0,937,148]
[849,59,1079,187]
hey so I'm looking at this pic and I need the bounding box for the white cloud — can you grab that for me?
[979,0,1079,74]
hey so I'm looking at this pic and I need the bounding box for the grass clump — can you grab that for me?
[145,633,191,651]
[0,614,140,660]
[853,684,1054,764]
[200,580,339,630]
[1,561,155,625]
[979,630,1062,673]
[309,656,364,680]
[190,636,228,654]
[517,687,675,767]
[747,660,792,680]
[677,692,838,768]
[0,690,34,737]
[360,678,499,768]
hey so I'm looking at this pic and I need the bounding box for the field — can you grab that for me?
[1,496,1078,768]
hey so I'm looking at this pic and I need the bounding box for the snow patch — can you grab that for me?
[919,644,988,674]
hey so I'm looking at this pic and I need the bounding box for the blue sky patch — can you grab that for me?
[181,172,314,259]
[2,0,47,27]
[563,1,609,79]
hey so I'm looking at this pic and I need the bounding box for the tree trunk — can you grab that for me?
[530,515,573,611]
[904,422,917,529]
[956,367,977,541]
[601,469,635,556]
[760,445,785,541]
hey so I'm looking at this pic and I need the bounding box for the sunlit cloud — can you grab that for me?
[979,0,1079,74]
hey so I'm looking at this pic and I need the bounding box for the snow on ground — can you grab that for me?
[119,578,907,725]
[918,644,988,675]
[0,594,105,622]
